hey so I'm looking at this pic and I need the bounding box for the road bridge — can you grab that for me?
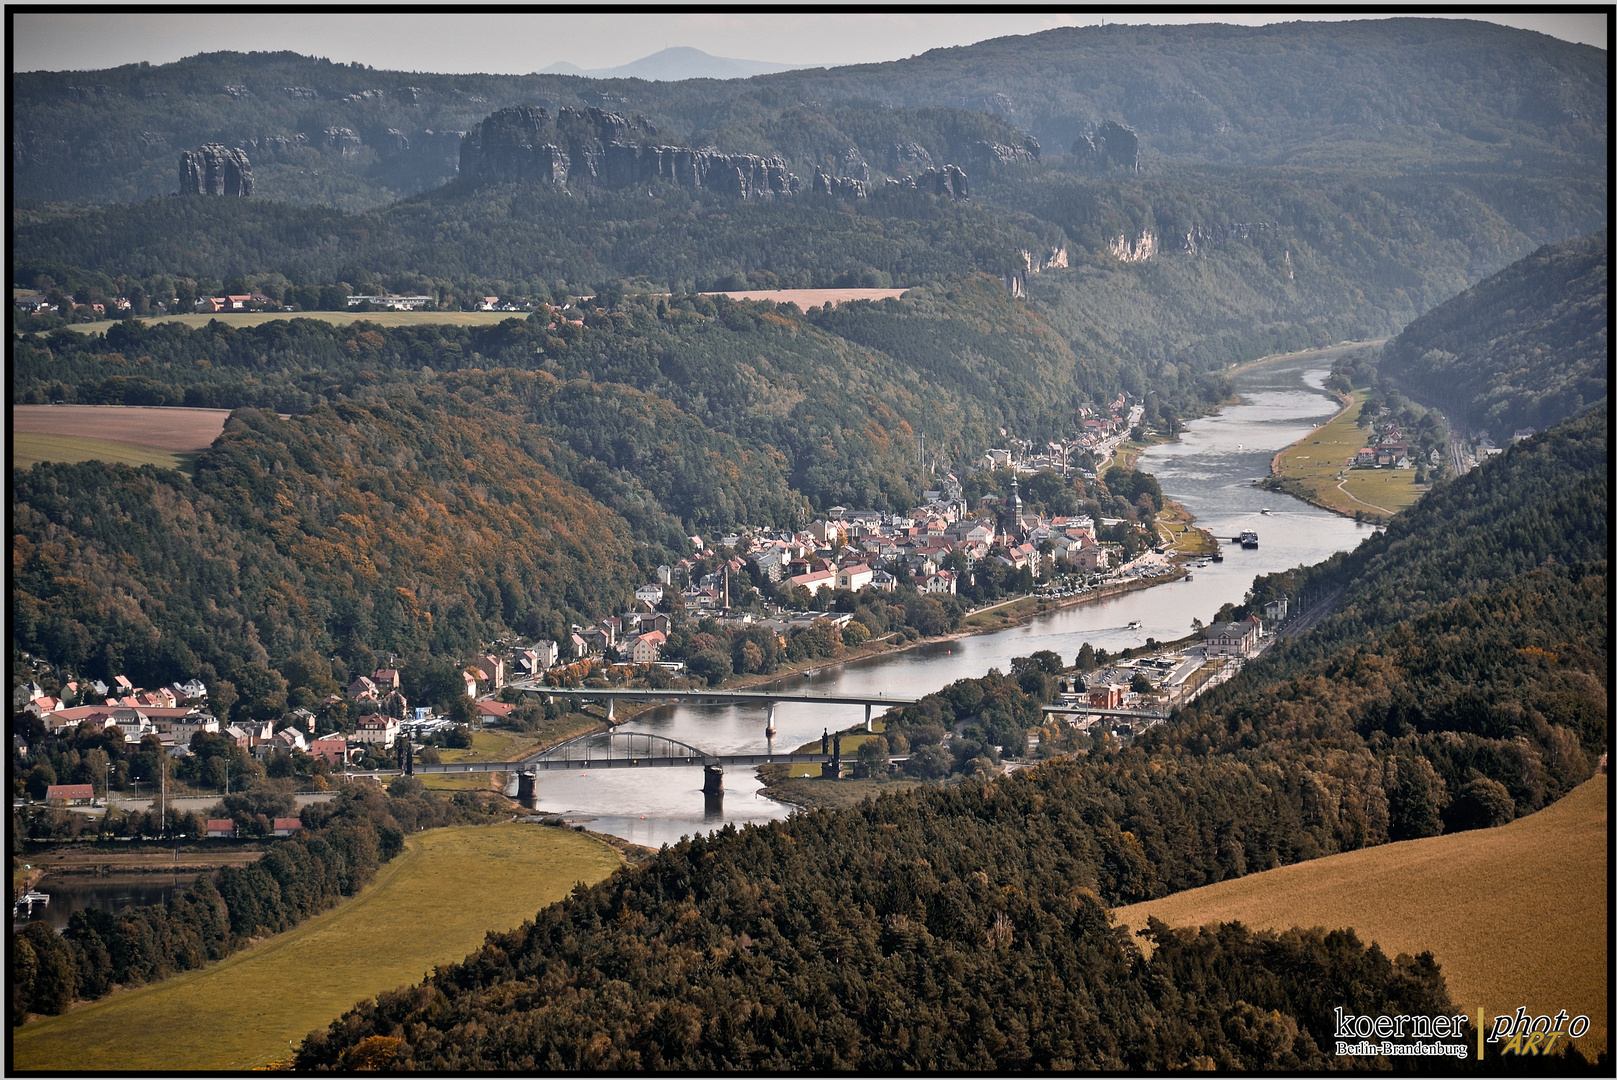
[507,681,918,735]
[388,729,901,796]
[1042,704,1170,721]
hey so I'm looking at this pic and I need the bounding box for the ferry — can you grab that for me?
[1239,530,1259,549]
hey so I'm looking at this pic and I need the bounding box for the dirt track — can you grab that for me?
[12,405,232,452]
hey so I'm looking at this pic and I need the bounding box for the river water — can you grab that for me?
[524,351,1374,847]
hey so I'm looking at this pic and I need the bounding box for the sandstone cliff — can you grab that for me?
[459,105,801,199]
[1073,121,1140,173]
[178,144,253,196]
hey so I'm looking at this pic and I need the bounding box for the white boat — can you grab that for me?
[1261,508,1273,515]
[1127,620,1141,630]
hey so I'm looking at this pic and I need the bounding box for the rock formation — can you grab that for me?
[813,169,869,200]
[459,105,802,199]
[1072,121,1140,173]
[1002,246,1069,297]
[969,137,1041,170]
[1108,231,1158,262]
[178,144,253,196]
[884,165,969,200]
[885,141,935,175]
[321,127,364,157]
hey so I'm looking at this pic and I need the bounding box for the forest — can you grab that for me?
[1376,229,1608,436]
[286,399,1606,1072]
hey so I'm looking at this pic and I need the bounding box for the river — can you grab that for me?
[520,350,1374,847]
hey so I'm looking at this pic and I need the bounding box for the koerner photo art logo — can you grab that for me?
[1333,1009,1473,1059]
[1334,1007,1594,1059]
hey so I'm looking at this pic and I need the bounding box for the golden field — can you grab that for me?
[1114,774,1608,1057]
[11,824,623,1072]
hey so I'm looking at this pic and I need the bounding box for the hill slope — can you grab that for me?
[1377,229,1608,435]
[1114,774,1608,1057]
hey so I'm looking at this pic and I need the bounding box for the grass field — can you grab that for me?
[11,823,623,1072]
[58,310,535,334]
[1270,388,1427,520]
[705,287,909,307]
[13,431,195,474]
[1113,774,1608,1057]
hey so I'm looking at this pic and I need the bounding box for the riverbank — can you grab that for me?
[1263,385,1427,523]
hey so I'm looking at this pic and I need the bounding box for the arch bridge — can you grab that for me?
[507,681,917,736]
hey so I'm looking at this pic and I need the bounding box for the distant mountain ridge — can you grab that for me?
[540,46,813,81]
[9,19,1604,208]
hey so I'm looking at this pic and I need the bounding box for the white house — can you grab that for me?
[835,563,874,592]
[353,716,399,748]
[1204,621,1260,658]
[634,583,665,604]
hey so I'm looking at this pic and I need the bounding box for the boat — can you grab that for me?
[1261,508,1273,515]
[1211,547,1223,562]
[1196,560,1209,568]
[1239,530,1259,549]
[12,890,49,920]
[1127,620,1141,630]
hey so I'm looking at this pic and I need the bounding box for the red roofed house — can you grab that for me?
[272,818,303,837]
[476,700,516,725]
[372,668,402,692]
[309,736,350,766]
[835,563,874,591]
[347,676,379,700]
[788,569,837,596]
[206,819,236,838]
[626,630,666,664]
[46,783,95,806]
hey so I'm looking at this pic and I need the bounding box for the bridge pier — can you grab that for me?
[864,703,872,732]
[517,770,536,802]
[606,697,615,723]
[702,763,724,794]
[764,702,777,738]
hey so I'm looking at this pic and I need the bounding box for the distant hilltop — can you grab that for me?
[539,46,817,82]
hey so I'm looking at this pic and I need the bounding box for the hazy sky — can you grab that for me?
[11,11,1608,74]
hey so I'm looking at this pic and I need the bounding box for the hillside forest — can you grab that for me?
[292,407,1606,1070]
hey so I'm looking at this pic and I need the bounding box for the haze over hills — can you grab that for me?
[9,19,1605,207]
[540,46,813,81]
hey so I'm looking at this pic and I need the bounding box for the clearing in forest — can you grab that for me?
[1113,774,1608,1058]
[10,823,623,1072]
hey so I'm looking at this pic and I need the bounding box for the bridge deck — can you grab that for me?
[507,684,916,708]
[1042,704,1170,720]
[415,753,838,775]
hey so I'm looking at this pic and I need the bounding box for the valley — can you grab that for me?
[10,15,1607,1073]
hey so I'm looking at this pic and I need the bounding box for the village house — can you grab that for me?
[1204,620,1260,658]
[46,784,95,806]
[787,568,837,595]
[309,735,350,766]
[626,630,667,664]
[480,654,505,688]
[272,818,303,837]
[476,700,517,725]
[835,563,875,592]
[353,715,399,748]
[206,819,236,839]
[347,675,379,701]
[372,668,402,692]
[169,712,220,745]
[1087,684,1126,709]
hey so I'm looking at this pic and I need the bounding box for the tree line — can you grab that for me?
[11,779,507,1021]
